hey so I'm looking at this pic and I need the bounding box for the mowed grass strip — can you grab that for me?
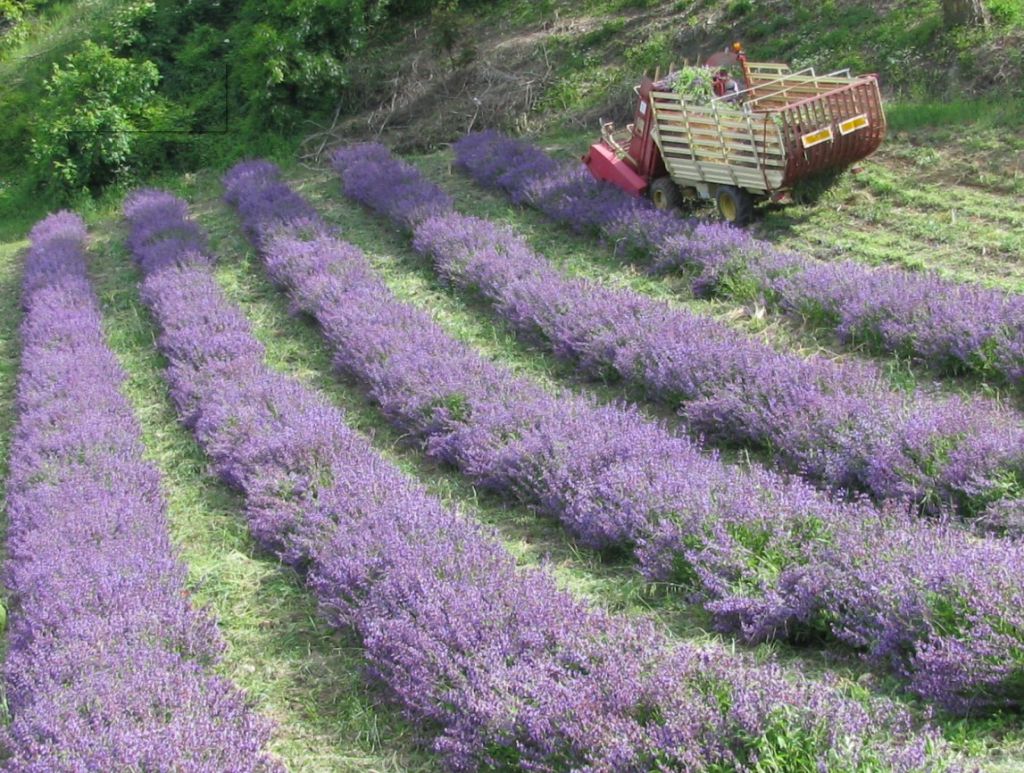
[756,160,1024,294]
[0,235,27,678]
[276,165,1024,770]
[409,144,1015,404]
[188,175,714,643]
[83,212,436,773]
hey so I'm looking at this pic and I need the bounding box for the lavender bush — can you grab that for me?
[332,143,1024,520]
[2,212,277,771]
[451,130,1024,390]
[228,159,1024,714]
[124,186,954,771]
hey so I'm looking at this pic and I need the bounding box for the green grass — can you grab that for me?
[0,233,25,712]
[188,170,713,638]
[416,128,1022,408]
[1,1,1023,768]
[3,150,1023,769]
[887,98,1024,132]
[0,0,114,177]
[757,134,1024,295]
[429,145,1011,406]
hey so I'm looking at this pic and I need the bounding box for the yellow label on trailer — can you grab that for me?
[801,126,834,148]
[838,114,869,135]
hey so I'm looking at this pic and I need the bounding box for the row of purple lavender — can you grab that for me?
[451,130,1024,390]
[122,183,948,771]
[3,212,276,770]
[338,141,1023,523]
[227,156,1023,714]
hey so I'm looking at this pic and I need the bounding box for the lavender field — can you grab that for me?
[0,136,1022,771]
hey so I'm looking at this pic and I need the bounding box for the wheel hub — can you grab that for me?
[719,194,737,222]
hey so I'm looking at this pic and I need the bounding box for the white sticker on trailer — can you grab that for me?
[838,114,869,135]
[639,101,648,115]
[801,126,834,149]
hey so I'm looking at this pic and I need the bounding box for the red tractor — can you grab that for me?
[582,44,886,224]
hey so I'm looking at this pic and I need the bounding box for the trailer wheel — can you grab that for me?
[716,186,754,226]
[649,177,682,212]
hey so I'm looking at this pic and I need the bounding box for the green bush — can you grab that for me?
[30,41,170,197]
[727,0,752,19]
[989,0,1024,27]
[100,0,156,50]
[625,31,675,72]
[1,1,28,50]
[430,0,477,69]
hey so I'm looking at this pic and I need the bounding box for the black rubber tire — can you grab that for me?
[715,185,755,226]
[648,177,683,212]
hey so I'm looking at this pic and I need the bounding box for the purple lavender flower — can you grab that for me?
[232,156,1024,714]
[336,142,1024,518]
[130,185,956,770]
[453,131,1024,389]
[3,211,278,771]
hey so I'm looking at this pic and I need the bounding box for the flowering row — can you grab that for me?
[452,130,1024,389]
[338,142,1024,522]
[232,156,1024,714]
[3,213,276,770]
[125,183,945,771]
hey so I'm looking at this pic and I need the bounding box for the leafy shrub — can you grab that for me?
[989,0,1024,27]
[727,0,752,18]
[0,0,52,51]
[625,31,675,72]
[430,0,477,68]
[30,42,170,197]
[0,0,28,49]
[100,0,156,50]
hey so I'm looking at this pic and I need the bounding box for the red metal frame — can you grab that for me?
[581,142,647,196]
[581,76,665,195]
[774,76,886,189]
[628,78,667,182]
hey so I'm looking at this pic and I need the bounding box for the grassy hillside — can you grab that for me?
[2,0,1023,202]
[316,0,1024,154]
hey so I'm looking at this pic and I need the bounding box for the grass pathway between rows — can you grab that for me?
[284,161,1024,770]
[84,213,436,773]
[411,146,1017,408]
[194,176,707,638]
[0,235,27,688]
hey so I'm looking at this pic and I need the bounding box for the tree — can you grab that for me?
[942,0,990,27]
[31,42,166,196]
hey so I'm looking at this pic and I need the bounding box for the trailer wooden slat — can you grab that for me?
[663,160,780,191]
[660,142,787,167]
[662,151,787,169]
[749,74,862,85]
[641,61,885,202]
[659,127,783,148]
[661,136,785,160]
[656,114,756,134]
[661,144,776,164]
[651,104,753,123]
[657,124,786,149]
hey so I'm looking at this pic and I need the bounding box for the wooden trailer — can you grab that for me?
[583,54,886,224]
